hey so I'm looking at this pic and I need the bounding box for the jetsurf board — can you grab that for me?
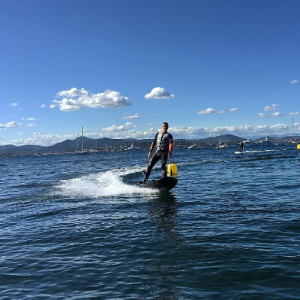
[235,151,244,154]
[138,177,178,191]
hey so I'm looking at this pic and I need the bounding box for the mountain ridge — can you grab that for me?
[0,134,298,156]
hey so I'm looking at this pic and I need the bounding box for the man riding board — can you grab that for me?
[239,141,244,152]
[141,122,173,183]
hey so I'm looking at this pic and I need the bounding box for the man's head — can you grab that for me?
[162,122,169,134]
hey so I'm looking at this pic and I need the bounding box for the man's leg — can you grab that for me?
[161,152,168,178]
[144,153,160,182]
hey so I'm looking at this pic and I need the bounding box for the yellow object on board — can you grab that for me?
[297,144,300,150]
[167,163,178,177]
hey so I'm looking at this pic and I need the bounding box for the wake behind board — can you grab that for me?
[138,177,178,191]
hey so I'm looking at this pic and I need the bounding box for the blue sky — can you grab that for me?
[1,0,299,146]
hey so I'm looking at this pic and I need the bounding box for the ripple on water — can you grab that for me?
[1,149,300,299]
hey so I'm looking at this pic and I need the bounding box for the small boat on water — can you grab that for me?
[214,143,226,149]
[188,144,199,150]
[125,144,139,151]
[258,136,273,146]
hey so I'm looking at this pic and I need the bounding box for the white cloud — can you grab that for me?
[52,88,132,111]
[77,89,131,108]
[272,112,283,117]
[11,103,18,107]
[144,87,174,99]
[256,125,268,130]
[50,104,56,109]
[198,108,218,114]
[27,118,37,121]
[270,123,287,130]
[101,122,133,132]
[263,104,279,111]
[123,113,140,120]
[0,121,19,130]
[290,80,298,84]
[56,87,89,98]
[19,132,24,136]
[199,107,238,115]
[52,98,83,112]
[289,112,300,115]
[40,104,47,108]
[258,113,269,118]
[28,123,37,127]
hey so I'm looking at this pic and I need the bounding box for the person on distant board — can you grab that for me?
[141,122,173,183]
[239,141,244,152]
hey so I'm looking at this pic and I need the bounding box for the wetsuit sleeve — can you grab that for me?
[169,134,173,152]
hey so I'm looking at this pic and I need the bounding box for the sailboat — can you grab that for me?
[214,125,226,149]
[75,126,88,154]
[291,118,297,144]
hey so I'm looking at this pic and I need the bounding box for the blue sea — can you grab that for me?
[1,147,300,299]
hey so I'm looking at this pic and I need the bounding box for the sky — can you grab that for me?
[0,0,299,146]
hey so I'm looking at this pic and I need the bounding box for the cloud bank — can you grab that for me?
[3,123,299,147]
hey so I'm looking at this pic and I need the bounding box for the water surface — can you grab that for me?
[1,147,300,299]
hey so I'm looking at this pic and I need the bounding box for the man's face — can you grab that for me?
[162,124,168,134]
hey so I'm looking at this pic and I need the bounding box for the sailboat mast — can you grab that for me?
[293,118,295,141]
[82,126,84,152]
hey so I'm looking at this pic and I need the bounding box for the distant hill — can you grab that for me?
[200,134,244,144]
[0,144,46,155]
[0,137,145,156]
[44,137,141,153]
[0,134,298,156]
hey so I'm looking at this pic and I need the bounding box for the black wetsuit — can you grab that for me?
[240,142,244,152]
[145,132,173,181]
